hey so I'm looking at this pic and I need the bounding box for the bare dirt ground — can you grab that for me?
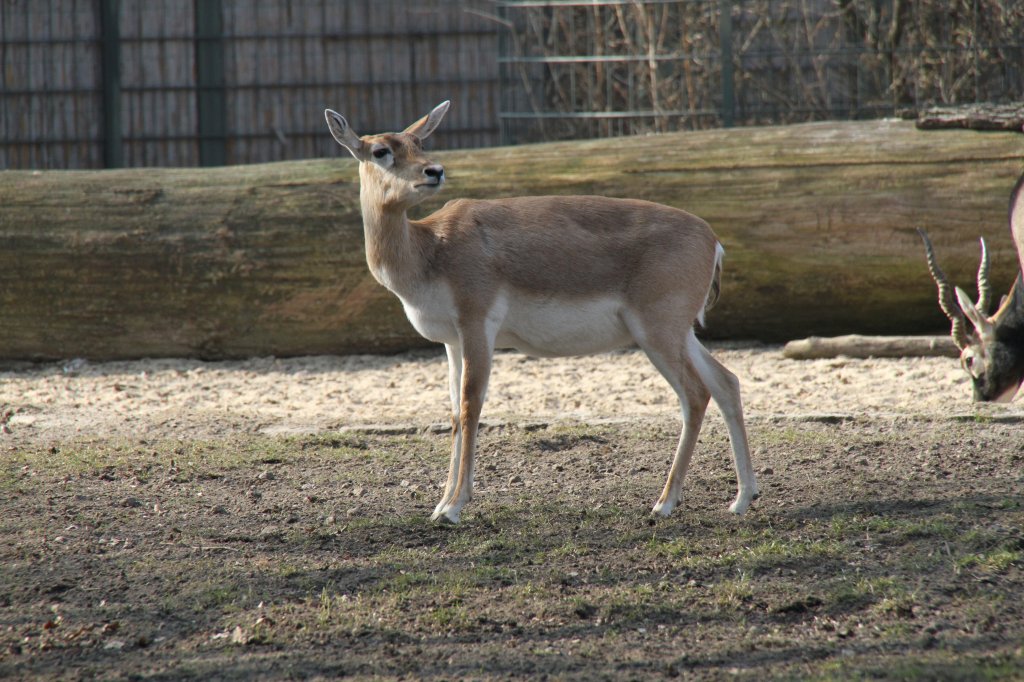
[1,344,1023,680]
[1,343,1021,444]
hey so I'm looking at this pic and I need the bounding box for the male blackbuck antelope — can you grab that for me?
[918,171,1024,402]
[324,101,758,524]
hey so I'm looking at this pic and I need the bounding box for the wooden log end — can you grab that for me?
[782,334,960,360]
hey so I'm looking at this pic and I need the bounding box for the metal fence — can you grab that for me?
[0,0,502,169]
[2,0,1022,168]
[497,0,1024,142]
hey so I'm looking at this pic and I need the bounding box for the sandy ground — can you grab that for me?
[1,343,1020,446]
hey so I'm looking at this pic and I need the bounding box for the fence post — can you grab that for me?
[719,0,735,128]
[195,0,226,166]
[497,2,513,145]
[99,0,122,168]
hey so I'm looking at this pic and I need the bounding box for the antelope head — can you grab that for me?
[324,101,450,210]
[918,228,1024,402]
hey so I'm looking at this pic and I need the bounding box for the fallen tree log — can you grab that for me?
[0,119,1021,360]
[916,103,1024,132]
[782,335,959,360]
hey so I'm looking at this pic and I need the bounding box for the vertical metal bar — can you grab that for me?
[99,0,122,168]
[195,0,226,166]
[719,0,734,128]
[498,2,511,145]
[972,0,980,102]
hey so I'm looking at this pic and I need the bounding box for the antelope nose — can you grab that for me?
[424,165,444,182]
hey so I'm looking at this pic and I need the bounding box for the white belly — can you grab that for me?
[394,282,633,357]
[495,293,633,357]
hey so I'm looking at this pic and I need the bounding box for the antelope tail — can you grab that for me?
[699,242,725,327]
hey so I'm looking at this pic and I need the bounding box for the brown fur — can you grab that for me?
[399,196,717,323]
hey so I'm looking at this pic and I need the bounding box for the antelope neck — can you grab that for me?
[359,188,428,295]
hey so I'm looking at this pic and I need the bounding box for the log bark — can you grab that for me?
[782,335,959,360]
[916,103,1024,132]
[0,119,1021,360]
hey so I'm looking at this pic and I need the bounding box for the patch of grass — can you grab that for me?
[421,603,472,632]
[602,591,654,625]
[871,592,919,620]
[307,588,385,634]
[644,533,697,558]
[239,431,441,470]
[897,518,958,542]
[317,586,335,628]
[443,531,523,562]
[36,442,134,476]
[184,579,249,612]
[818,651,1024,682]
[734,537,841,570]
[384,569,435,593]
[823,576,904,613]
[0,460,28,493]
[826,513,959,544]
[536,538,592,563]
[957,548,1021,574]
[647,526,840,574]
[464,564,520,588]
[711,573,755,610]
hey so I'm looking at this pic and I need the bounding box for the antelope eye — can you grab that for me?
[961,351,983,377]
[371,146,391,159]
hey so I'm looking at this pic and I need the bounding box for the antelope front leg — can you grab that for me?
[433,343,464,520]
[431,335,492,524]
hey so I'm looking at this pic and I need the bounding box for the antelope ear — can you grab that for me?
[325,109,365,160]
[955,286,992,335]
[403,100,450,140]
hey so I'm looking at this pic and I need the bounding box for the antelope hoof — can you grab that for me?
[729,492,755,515]
[430,506,461,525]
[651,498,677,518]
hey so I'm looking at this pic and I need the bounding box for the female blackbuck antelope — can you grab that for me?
[325,101,758,523]
[917,171,1024,402]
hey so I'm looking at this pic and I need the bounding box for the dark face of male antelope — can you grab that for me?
[324,102,449,210]
[959,274,1024,402]
[919,229,1024,402]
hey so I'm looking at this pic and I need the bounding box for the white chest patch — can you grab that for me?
[394,279,459,346]
[374,266,395,292]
